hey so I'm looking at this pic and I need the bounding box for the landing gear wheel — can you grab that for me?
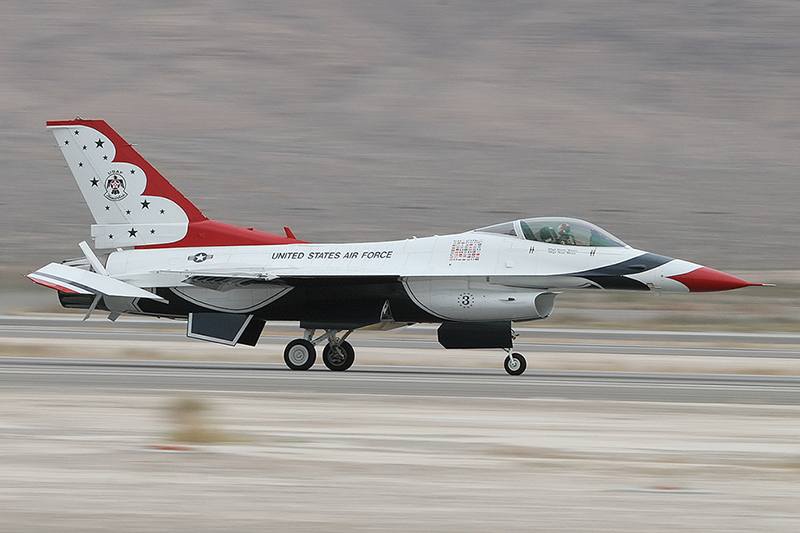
[322,341,355,371]
[284,339,316,370]
[504,352,527,376]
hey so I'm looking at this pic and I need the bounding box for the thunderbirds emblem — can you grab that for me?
[104,170,127,201]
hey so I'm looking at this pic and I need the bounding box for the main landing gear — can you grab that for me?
[283,327,527,375]
[283,329,355,372]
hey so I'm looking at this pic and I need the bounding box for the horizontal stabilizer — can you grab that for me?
[27,263,166,301]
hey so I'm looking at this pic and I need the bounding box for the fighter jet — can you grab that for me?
[28,119,764,375]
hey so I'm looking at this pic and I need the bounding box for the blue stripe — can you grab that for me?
[35,271,106,296]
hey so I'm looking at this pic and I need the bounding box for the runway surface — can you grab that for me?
[2,358,800,405]
[4,315,800,355]
[3,315,800,405]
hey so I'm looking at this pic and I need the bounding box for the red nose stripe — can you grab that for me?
[668,267,758,292]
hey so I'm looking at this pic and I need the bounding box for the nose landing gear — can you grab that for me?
[502,329,526,375]
[283,329,355,371]
[503,349,527,376]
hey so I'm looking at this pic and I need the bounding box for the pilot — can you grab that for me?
[556,222,576,245]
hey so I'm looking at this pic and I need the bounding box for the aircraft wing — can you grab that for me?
[161,268,606,293]
[181,273,282,291]
[154,269,402,291]
[28,263,167,301]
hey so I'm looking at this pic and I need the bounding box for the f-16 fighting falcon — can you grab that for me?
[28,119,764,375]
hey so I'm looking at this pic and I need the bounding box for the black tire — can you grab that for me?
[322,341,355,371]
[503,352,526,376]
[284,339,316,370]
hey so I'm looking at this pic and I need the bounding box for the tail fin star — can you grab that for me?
[47,119,305,249]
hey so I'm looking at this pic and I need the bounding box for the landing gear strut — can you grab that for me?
[283,329,355,371]
[501,328,526,376]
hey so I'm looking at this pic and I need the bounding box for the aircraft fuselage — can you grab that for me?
[30,119,764,375]
[97,225,711,327]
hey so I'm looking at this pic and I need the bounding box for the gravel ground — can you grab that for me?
[0,390,799,531]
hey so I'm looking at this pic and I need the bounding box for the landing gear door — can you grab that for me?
[188,312,265,346]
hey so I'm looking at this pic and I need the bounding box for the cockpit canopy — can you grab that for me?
[475,217,627,247]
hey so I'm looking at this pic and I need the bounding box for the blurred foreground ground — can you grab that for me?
[0,389,799,531]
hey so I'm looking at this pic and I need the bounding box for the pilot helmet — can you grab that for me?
[558,222,571,234]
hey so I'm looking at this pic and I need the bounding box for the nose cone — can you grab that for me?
[668,266,761,292]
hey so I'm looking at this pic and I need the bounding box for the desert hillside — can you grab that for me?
[2,1,799,270]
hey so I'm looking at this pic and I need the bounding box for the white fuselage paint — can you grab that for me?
[103,231,698,321]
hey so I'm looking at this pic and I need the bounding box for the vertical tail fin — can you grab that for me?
[47,119,304,249]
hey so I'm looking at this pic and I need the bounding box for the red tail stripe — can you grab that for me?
[47,119,308,248]
[140,219,307,249]
[47,119,206,222]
